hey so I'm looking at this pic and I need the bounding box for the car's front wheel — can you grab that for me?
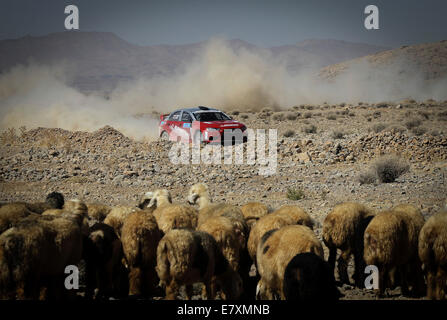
[160,131,169,141]
[193,130,205,145]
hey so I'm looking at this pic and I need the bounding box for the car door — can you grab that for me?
[167,110,182,140]
[179,111,193,142]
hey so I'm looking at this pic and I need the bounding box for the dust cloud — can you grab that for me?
[1,38,446,140]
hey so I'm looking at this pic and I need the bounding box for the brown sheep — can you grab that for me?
[104,206,142,238]
[187,183,245,226]
[83,222,126,299]
[418,210,447,300]
[240,202,269,230]
[247,214,296,263]
[0,192,65,234]
[0,203,35,234]
[86,203,112,222]
[198,216,240,271]
[322,202,375,287]
[271,205,314,230]
[150,189,198,234]
[156,229,242,300]
[0,218,53,299]
[364,206,425,296]
[0,207,85,300]
[121,209,162,297]
[137,192,154,210]
[256,225,324,300]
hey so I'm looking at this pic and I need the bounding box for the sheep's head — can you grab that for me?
[46,191,65,209]
[138,191,154,209]
[148,189,172,208]
[187,183,209,205]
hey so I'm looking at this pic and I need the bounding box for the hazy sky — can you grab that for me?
[1,0,447,47]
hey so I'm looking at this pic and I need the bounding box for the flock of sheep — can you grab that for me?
[0,183,446,300]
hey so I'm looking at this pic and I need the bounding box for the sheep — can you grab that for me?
[83,222,126,299]
[86,203,112,222]
[240,202,269,230]
[16,191,65,214]
[322,202,375,287]
[121,209,162,297]
[393,204,426,295]
[0,203,34,234]
[283,252,340,301]
[0,192,65,234]
[138,192,154,210]
[150,189,198,234]
[247,214,296,263]
[271,205,314,230]
[187,183,245,226]
[247,204,313,263]
[256,225,324,300]
[199,212,253,300]
[0,206,85,299]
[156,229,242,300]
[418,210,447,300]
[364,206,425,297]
[42,199,88,216]
[94,192,154,234]
[0,217,50,299]
[104,206,142,238]
[198,216,240,272]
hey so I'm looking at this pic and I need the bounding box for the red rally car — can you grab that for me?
[159,106,248,144]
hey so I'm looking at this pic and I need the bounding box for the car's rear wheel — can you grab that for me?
[160,131,169,141]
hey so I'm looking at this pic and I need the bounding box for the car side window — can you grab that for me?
[181,112,192,122]
[170,111,181,121]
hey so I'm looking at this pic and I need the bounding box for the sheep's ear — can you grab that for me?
[148,197,157,208]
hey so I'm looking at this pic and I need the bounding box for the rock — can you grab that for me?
[297,151,312,163]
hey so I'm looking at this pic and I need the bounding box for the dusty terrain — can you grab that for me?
[1,100,446,300]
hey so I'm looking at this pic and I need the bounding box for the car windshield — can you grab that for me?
[193,112,231,122]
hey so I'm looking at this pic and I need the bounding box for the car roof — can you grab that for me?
[173,107,220,113]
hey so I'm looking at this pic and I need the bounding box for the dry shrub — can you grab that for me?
[417,110,430,119]
[304,112,313,119]
[385,125,407,133]
[283,129,295,138]
[411,126,427,136]
[358,171,377,185]
[287,188,305,200]
[371,123,387,133]
[437,111,447,120]
[373,111,381,118]
[405,118,422,129]
[272,112,285,121]
[332,131,345,139]
[302,125,317,134]
[286,112,298,121]
[373,155,409,183]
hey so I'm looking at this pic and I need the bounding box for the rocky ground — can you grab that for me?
[1,99,446,300]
